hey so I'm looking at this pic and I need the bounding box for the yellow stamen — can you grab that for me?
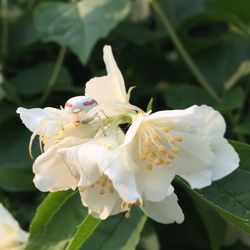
[121,201,127,209]
[99,188,105,195]
[175,135,183,142]
[168,154,174,159]
[125,211,130,218]
[172,147,179,153]
[147,163,153,171]
[144,140,151,146]
[109,187,115,193]
[162,127,169,133]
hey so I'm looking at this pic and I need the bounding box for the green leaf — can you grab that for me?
[179,141,250,234]
[26,191,88,250]
[0,166,33,192]
[81,207,147,250]
[189,190,226,250]
[66,215,100,250]
[0,103,16,125]
[10,63,72,96]
[0,117,35,191]
[217,87,245,112]
[34,0,131,64]
[195,34,250,93]
[164,84,215,109]
[234,116,250,136]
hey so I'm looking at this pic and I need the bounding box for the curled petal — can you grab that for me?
[141,193,184,224]
[59,140,102,188]
[137,166,175,202]
[100,149,141,203]
[33,137,79,192]
[80,184,126,220]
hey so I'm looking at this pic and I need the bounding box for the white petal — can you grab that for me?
[17,107,64,137]
[180,169,212,189]
[124,113,146,145]
[147,105,204,131]
[0,203,29,246]
[100,149,140,203]
[137,166,175,202]
[85,45,126,105]
[196,105,226,139]
[172,131,214,175]
[142,193,184,224]
[59,140,102,188]
[33,137,79,192]
[209,138,239,181]
[80,185,125,220]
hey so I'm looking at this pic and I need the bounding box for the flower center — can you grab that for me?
[138,124,182,171]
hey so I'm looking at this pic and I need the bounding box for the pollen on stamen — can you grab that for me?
[172,147,179,153]
[168,154,174,159]
[175,135,183,142]
[121,201,127,209]
[109,186,115,193]
[125,211,130,218]
[99,188,105,195]
[162,127,170,133]
[147,163,153,171]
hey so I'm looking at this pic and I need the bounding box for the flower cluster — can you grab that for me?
[0,203,29,250]
[17,45,239,223]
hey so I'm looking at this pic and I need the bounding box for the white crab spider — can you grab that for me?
[64,96,98,114]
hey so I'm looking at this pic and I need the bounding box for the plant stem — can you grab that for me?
[151,0,221,102]
[1,0,8,59]
[40,46,67,105]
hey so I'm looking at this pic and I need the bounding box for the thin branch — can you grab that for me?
[40,46,67,105]
[151,0,221,102]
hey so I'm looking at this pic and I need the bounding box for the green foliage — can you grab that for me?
[180,142,250,235]
[34,0,131,64]
[0,0,250,249]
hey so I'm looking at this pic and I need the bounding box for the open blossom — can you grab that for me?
[0,203,29,250]
[59,127,184,223]
[17,96,100,191]
[17,44,239,224]
[112,104,240,192]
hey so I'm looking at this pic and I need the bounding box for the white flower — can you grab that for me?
[112,104,239,194]
[59,127,184,223]
[0,203,29,250]
[17,96,101,191]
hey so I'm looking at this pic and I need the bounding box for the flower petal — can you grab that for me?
[147,105,204,131]
[172,131,214,175]
[59,140,102,188]
[137,165,175,202]
[85,45,126,105]
[80,184,125,220]
[100,149,141,203]
[17,107,64,137]
[0,203,29,247]
[209,138,239,181]
[33,137,79,192]
[141,193,184,224]
[196,105,226,139]
[180,170,212,189]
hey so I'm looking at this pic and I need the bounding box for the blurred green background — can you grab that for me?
[0,0,250,249]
